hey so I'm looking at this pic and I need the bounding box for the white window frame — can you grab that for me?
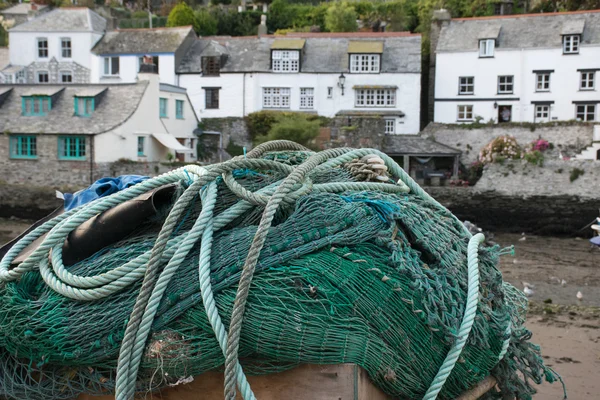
[580,71,595,91]
[262,87,291,109]
[457,105,474,121]
[459,77,474,95]
[299,88,314,109]
[37,71,49,84]
[61,38,72,58]
[37,37,48,58]
[355,88,396,107]
[60,71,73,83]
[384,119,395,134]
[497,75,514,94]
[536,73,551,92]
[350,54,381,73]
[103,56,120,76]
[563,35,580,54]
[535,105,550,119]
[16,70,25,84]
[479,39,495,58]
[272,50,300,73]
[576,104,596,121]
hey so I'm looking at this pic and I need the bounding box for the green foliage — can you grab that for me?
[226,141,245,157]
[524,150,544,166]
[478,135,521,164]
[569,168,585,182]
[212,9,260,36]
[131,10,149,19]
[246,111,282,140]
[166,2,196,28]
[325,2,358,32]
[118,17,168,29]
[256,114,321,147]
[194,9,218,36]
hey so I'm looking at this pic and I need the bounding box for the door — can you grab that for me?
[498,105,512,123]
[534,104,550,123]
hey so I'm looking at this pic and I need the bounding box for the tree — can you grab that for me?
[166,2,196,28]
[325,2,358,33]
[257,114,321,147]
[194,9,218,36]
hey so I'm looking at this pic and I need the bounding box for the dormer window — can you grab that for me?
[74,97,95,117]
[202,56,220,76]
[22,96,51,116]
[479,39,495,57]
[563,35,580,54]
[272,50,299,73]
[350,54,380,73]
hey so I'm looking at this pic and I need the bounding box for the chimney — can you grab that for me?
[139,55,158,74]
[427,9,451,123]
[258,14,267,37]
[31,3,38,11]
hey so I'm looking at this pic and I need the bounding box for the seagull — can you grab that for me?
[561,279,567,287]
[576,291,583,301]
[524,287,535,297]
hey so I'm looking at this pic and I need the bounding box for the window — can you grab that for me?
[37,71,49,83]
[176,100,184,119]
[37,38,48,58]
[74,97,94,117]
[61,38,71,58]
[536,73,551,92]
[9,136,37,159]
[272,50,300,73]
[138,56,159,73]
[61,71,73,83]
[300,88,314,109]
[205,88,220,109]
[137,136,145,157]
[384,119,395,134]
[16,70,25,84]
[498,76,514,94]
[262,88,290,108]
[479,39,495,57]
[459,77,474,94]
[563,35,580,54]
[159,98,168,117]
[535,105,550,119]
[22,96,51,116]
[350,54,381,73]
[355,89,396,107]
[581,72,595,90]
[103,57,120,76]
[58,136,86,160]
[576,104,596,121]
[327,87,333,98]
[202,56,220,76]
[457,105,474,121]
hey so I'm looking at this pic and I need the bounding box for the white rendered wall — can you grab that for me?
[91,54,176,85]
[434,45,600,123]
[179,71,421,134]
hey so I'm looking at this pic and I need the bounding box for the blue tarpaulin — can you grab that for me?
[64,175,149,211]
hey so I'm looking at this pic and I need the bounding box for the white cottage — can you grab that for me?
[1,8,106,84]
[177,32,422,135]
[432,10,600,124]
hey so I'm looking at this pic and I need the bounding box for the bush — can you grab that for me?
[325,2,358,32]
[478,135,522,165]
[569,168,584,182]
[257,114,321,147]
[167,2,196,28]
[524,150,544,166]
[132,10,149,19]
[194,9,218,36]
[246,111,282,140]
[212,9,260,36]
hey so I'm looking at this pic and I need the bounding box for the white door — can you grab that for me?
[534,105,550,123]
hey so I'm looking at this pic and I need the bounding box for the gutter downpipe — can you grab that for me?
[89,135,95,185]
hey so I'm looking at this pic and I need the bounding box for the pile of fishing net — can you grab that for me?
[0,141,561,400]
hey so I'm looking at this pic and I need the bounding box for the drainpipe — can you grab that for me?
[243,73,246,117]
[89,135,95,184]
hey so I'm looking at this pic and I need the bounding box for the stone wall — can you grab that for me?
[423,122,595,164]
[326,116,386,149]
[198,117,252,161]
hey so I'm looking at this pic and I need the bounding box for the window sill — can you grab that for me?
[562,52,580,55]
[478,56,494,59]
[160,116,168,119]
[457,120,474,122]
[9,156,38,160]
[58,157,87,161]
[176,116,184,120]
[458,93,474,96]
[497,92,514,95]
[535,90,551,93]
[263,107,291,110]
[579,89,596,92]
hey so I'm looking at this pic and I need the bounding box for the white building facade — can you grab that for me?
[177,33,422,135]
[433,10,600,124]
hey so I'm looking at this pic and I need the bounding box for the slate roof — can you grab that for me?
[0,82,148,134]
[177,32,421,74]
[92,26,195,55]
[10,7,106,33]
[437,10,600,52]
[0,3,48,15]
[383,136,461,156]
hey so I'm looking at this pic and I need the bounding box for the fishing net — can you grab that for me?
[0,142,559,400]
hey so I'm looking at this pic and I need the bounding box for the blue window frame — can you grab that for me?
[58,136,86,160]
[176,100,184,119]
[22,96,51,116]
[137,136,145,156]
[74,97,95,117]
[159,98,168,118]
[9,136,37,159]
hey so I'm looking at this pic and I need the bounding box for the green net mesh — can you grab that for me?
[0,150,557,400]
